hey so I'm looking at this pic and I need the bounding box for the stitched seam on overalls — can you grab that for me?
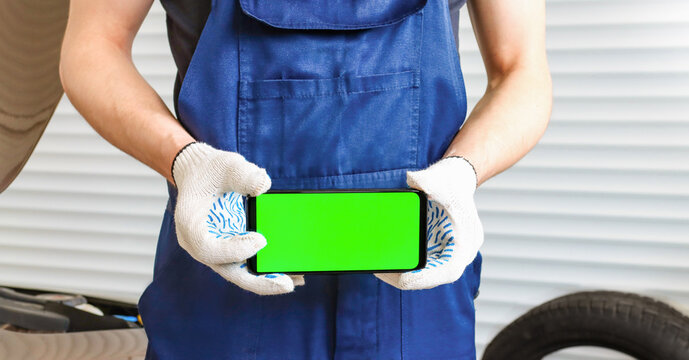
[238,70,419,99]
[251,296,264,360]
[375,282,380,357]
[411,11,423,169]
[270,166,418,182]
[444,1,463,119]
[238,12,250,160]
[400,290,405,360]
[239,0,427,29]
[239,84,417,100]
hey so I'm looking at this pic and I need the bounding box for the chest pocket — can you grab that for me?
[237,0,426,189]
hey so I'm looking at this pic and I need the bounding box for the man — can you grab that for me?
[60,0,551,358]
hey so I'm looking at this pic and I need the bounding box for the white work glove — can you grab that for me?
[375,156,483,290]
[172,142,304,295]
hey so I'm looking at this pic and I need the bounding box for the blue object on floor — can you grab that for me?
[113,315,138,323]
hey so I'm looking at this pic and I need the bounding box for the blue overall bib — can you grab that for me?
[138,0,482,358]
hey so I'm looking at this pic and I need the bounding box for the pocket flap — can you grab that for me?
[238,0,427,30]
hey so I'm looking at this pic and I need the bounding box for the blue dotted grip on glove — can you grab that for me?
[206,192,249,239]
[412,200,455,273]
[207,192,285,279]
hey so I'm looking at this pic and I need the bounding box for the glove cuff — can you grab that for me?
[171,142,214,186]
[439,156,478,192]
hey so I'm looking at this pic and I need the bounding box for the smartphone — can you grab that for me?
[246,189,427,274]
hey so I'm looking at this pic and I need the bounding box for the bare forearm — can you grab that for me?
[444,67,552,185]
[445,0,551,186]
[60,0,193,184]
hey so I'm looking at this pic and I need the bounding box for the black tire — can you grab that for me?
[482,291,689,360]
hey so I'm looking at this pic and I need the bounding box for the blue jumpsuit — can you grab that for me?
[138,0,482,358]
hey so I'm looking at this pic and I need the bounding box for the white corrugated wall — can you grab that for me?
[1,1,687,359]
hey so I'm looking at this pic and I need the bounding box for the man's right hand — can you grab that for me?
[172,142,304,295]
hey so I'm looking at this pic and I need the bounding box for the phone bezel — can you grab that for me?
[246,189,427,275]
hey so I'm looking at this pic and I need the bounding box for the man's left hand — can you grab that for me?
[375,157,484,290]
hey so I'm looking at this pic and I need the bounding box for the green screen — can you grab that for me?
[254,191,421,272]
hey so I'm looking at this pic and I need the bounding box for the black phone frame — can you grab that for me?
[245,188,427,275]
